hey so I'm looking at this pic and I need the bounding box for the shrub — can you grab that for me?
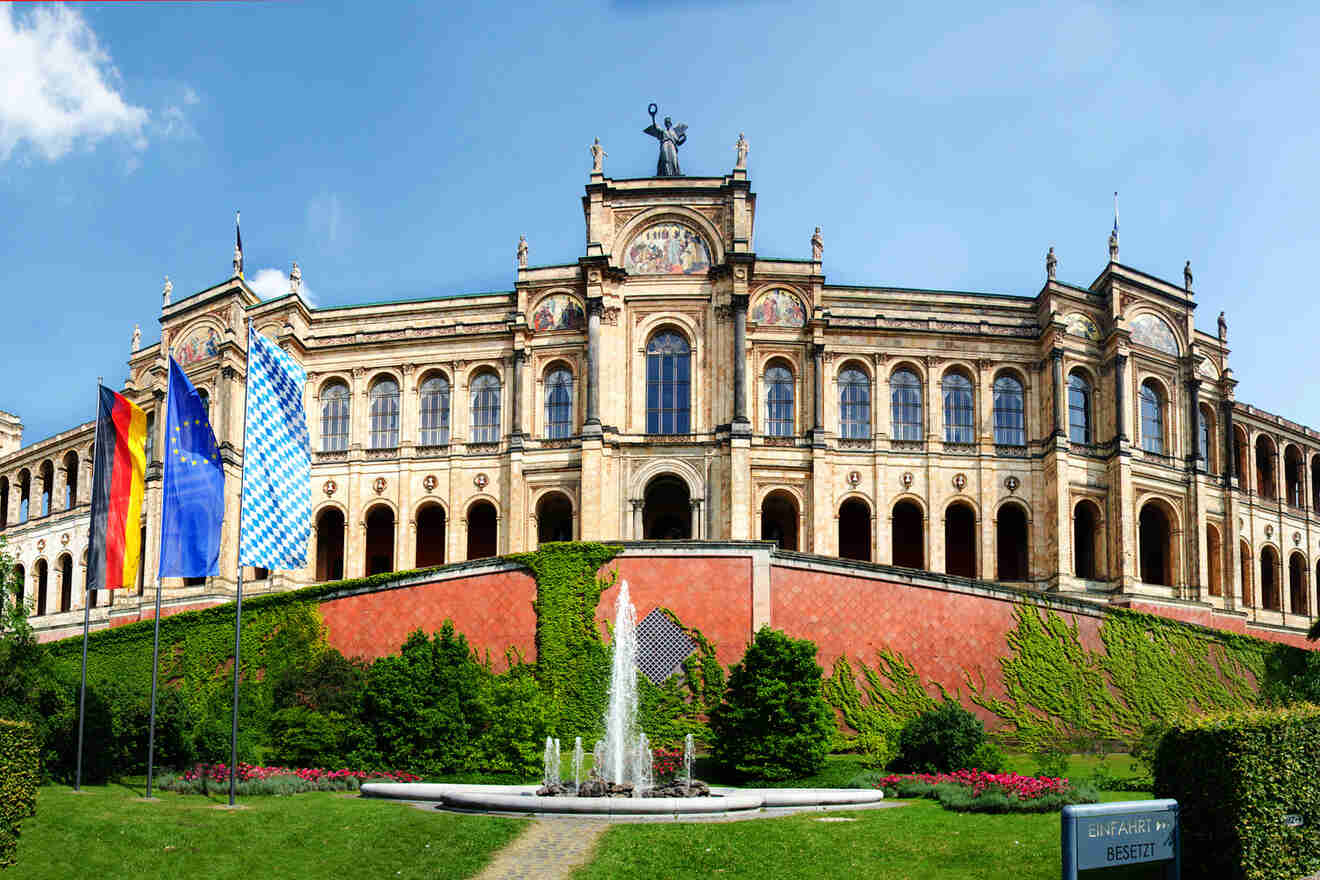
[967,740,1006,773]
[0,720,38,868]
[1030,740,1070,779]
[1154,704,1320,880]
[470,664,551,776]
[856,729,898,770]
[892,700,986,773]
[709,627,835,781]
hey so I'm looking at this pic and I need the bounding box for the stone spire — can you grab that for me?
[162,275,172,306]
[1046,246,1057,280]
[289,261,302,296]
[1108,192,1119,262]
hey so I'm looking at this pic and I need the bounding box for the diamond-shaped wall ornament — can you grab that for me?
[634,608,697,684]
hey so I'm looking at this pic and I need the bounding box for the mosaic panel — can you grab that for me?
[624,222,712,275]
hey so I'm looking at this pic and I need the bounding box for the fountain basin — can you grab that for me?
[361,782,883,816]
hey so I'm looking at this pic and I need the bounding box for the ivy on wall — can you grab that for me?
[826,602,1295,751]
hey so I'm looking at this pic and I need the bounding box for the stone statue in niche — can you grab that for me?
[643,104,687,177]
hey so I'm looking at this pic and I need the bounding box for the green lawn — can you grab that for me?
[572,792,1155,880]
[9,783,526,880]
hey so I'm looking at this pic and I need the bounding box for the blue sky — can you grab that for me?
[4,1,1320,444]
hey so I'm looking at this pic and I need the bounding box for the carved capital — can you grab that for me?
[586,297,605,318]
[730,293,749,312]
[601,306,620,326]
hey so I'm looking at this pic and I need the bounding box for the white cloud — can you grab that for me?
[0,4,149,161]
[248,266,317,306]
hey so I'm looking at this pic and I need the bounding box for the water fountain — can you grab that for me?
[361,579,884,816]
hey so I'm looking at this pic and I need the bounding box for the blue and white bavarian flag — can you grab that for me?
[239,325,311,569]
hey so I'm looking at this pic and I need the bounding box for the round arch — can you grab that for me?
[612,208,726,268]
[888,360,927,384]
[992,365,1030,388]
[535,490,575,544]
[837,495,873,562]
[938,361,978,383]
[1288,550,1309,615]
[629,458,704,504]
[1260,543,1282,610]
[943,498,978,577]
[1137,496,1182,587]
[464,496,500,560]
[642,474,692,540]
[414,501,447,568]
[994,499,1030,582]
[636,315,699,354]
[891,497,926,570]
[416,367,453,390]
[363,503,396,577]
[759,488,800,551]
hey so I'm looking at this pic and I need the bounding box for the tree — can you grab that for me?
[710,627,835,780]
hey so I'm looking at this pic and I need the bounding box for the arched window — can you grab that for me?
[369,377,400,449]
[320,382,350,452]
[992,375,1025,446]
[419,375,450,446]
[1289,552,1308,615]
[544,367,573,440]
[0,476,8,529]
[1260,546,1280,610]
[1206,524,1223,597]
[838,367,871,439]
[1074,500,1101,580]
[890,370,923,442]
[143,411,156,464]
[1240,540,1254,606]
[17,471,29,523]
[39,461,52,517]
[35,560,47,616]
[1068,372,1092,445]
[1139,502,1173,586]
[1256,436,1276,499]
[12,564,22,608]
[764,363,794,437]
[942,373,974,444]
[470,372,502,443]
[1140,381,1165,454]
[1285,445,1304,507]
[1198,407,1212,471]
[646,332,691,435]
[63,451,78,510]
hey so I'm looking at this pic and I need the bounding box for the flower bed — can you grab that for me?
[877,769,1097,813]
[652,748,682,783]
[158,763,420,796]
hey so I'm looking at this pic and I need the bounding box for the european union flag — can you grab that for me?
[159,357,225,577]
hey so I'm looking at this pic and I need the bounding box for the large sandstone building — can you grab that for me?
[4,139,1317,645]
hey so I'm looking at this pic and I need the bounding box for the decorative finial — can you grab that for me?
[289,261,302,296]
[811,226,823,261]
[1183,259,1193,291]
[589,137,607,174]
[1046,246,1057,280]
[131,323,141,353]
[233,210,244,279]
[643,104,687,177]
[1218,310,1227,343]
[162,275,172,306]
[734,132,749,170]
[517,234,528,269]
[1108,191,1119,262]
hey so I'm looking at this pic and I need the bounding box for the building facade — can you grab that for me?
[4,147,1318,642]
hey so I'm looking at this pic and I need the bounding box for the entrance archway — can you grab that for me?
[892,500,924,569]
[945,502,976,578]
[1138,501,1174,586]
[536,493,574,544]
[1260,545,1279,610]
[838,498,871,562]
[1073,500,1101,580]
[467,501,498,560]
[1289,552,1307,615]
[365,505,395,576]
[760,490,799,551]
[643,476,691,540]
[416,503,447,567]
[996,503,1028,581]
[316,508,345,581]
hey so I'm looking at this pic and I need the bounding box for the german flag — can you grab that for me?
[88,386,147,590]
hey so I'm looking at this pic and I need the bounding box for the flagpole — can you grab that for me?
[75,377,105,793]
[144,352,171,801]
[227,319,253,808]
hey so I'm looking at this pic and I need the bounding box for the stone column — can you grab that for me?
[1187,378,1202,470]
[732,294,750,430]
[1113,354,1128,442]
[812,344,825,440]
[510,349,526,447]
[632,499,643,539]
[1050,348,1064,438]
[690,499,704,540]
[585,298,602,430]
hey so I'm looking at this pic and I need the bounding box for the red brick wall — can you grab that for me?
[768,565,1105,722]
[319,569,537,666]
[599,555,753,667]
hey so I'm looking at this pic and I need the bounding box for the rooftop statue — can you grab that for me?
[590,137,607,174]
[643,104,687,177]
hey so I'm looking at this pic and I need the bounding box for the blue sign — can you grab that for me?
[1062,800,1179,879]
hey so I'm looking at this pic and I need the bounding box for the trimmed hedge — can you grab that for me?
[1154,704,1320,880]
[0,720,38,868]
